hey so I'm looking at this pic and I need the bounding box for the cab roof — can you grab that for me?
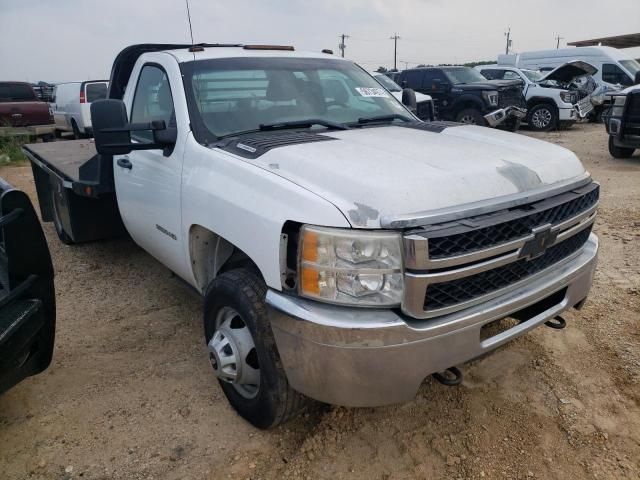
[107,43,341,99]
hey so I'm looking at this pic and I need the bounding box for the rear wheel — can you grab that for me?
[51,185,74,244]
[71,119,82,140]
[527,103,557,131]
[204,269,309,429]
[455,108,486,126]
[608,136,635,159]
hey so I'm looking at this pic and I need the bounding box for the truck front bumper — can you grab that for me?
[267,234,598,407]
[484,106,527,127]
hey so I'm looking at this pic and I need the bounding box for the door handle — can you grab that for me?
[117,157,132,170]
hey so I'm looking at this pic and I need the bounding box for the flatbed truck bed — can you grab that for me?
[22,140,125,243]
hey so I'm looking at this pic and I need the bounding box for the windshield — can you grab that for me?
[620,59,640,76]
[373,74,402,92]
[182,57,413,142]
[522,70,543,82]
[441,67,487,84]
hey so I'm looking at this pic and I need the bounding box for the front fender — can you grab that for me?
[181,139,351,290]
[450,94,486,113]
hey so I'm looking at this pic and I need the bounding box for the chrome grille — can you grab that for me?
[427,183,599,259]
[424,226,591,310]
[402,181,598,319]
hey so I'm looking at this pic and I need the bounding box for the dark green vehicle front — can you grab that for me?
[605,86,640,158]
[0,178,55,395]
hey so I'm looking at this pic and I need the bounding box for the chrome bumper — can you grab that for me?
[484,106,527,127]
[267,234,598,407]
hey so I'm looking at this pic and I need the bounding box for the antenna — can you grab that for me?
[185,0,194,45]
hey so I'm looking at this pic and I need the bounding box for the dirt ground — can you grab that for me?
[0,123,638,480]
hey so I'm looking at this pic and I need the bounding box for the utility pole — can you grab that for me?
[390,33,400,70]
[504,27,512,54]
[338,34,350,58]
[555,35,564,49]
[401,61,409,70]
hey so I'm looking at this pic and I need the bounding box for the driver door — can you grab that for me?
[113,59,188,278]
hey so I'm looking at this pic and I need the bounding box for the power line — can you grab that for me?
[390,33,400,70]
[338,33,350,58]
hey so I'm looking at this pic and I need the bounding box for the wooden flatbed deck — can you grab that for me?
[23,140,97,182]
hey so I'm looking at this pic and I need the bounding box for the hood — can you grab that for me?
[455,79,522,91]
[240,125,586,228]
[540,61,598,83]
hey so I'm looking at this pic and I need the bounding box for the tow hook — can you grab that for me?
[544,315,566,330]
[432,366,463,386]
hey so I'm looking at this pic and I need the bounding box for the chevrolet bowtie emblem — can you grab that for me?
[519,224,558,260]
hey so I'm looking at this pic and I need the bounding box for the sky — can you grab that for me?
[1,0,639,82]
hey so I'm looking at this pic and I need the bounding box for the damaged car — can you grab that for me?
[478,61,597,131]
[604,84,640,158]
[398,66,527,130]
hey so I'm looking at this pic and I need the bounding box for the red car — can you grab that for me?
[0,82,53,127]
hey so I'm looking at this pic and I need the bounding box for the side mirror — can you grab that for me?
[91,100,132,155]
[402,88,417,112]
[91,99,177,156]
[635,71,640,85]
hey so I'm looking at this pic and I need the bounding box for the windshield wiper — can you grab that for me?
[355,114,413,125]
[259,119,349,131]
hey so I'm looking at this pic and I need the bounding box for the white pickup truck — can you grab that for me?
[476,62,597,131]
[24,43,599,429]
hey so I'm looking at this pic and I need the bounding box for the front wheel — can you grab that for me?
[608,136,635,159]
[203,269,309,429]
[527,103,557,131]
[455,108,486,126]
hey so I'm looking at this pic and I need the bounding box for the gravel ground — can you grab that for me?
[0,123,638,480]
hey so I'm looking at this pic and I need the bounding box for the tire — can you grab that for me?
[71,119,82,140]
[51,185,74,244]
[455,108,486,126]
[608,136,635,159]
[203,269,309,429]
[501,118,521,132]
[527,103,557,131]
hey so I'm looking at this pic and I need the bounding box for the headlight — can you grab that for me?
[559,91,576,104]
[298,225,403,306]
[482,90,499,107]
[611,95,627,116]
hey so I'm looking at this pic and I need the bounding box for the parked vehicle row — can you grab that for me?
[22,43,600,428]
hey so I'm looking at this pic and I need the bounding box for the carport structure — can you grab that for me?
[568,33,640,49]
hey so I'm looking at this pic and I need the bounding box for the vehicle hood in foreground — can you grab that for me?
[240,125,587,228]
[540,61,598,83]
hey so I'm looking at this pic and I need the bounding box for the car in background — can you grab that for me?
[0,82,53,127]
[52,80,108,138]
[477,62,596,131]
[498,47,640,89]
[371,71,434,120]
[398,66,526,130]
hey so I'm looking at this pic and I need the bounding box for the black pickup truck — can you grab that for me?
[604,85,640,158]
[0,178,55,394]
[398,66,527,130]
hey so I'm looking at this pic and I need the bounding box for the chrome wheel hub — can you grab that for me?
[208,306,260,399]
[532,108,552,129]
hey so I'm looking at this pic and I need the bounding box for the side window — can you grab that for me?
[401,70,424,89]
[480,69,502,80]
[130,65,175,142]
[503,71,520,80]
[602,63,632,86]
[421,70,447,90]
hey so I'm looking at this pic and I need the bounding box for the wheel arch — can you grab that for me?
[188,224,264,294]
[526,97,557,110]
[451,95,484,115]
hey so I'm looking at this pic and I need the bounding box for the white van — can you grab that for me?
[498,47,640,88]
[52,80,108,137]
